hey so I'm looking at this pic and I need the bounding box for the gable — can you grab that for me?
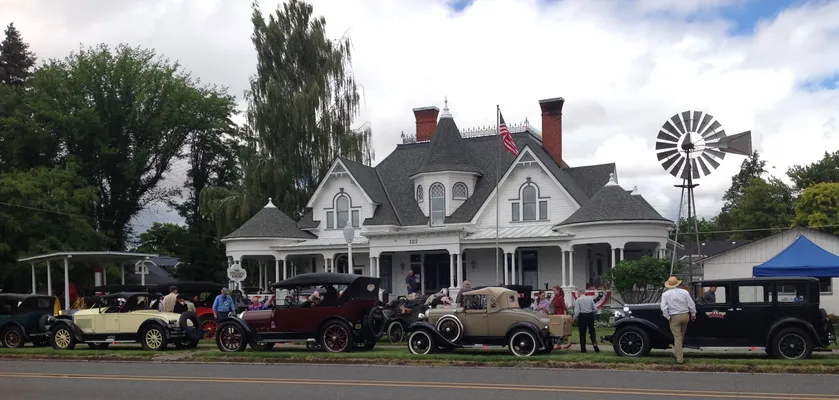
[704,228,839,265]
[306,159,376,209]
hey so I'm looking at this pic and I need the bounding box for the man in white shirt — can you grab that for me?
[660,276,696,364]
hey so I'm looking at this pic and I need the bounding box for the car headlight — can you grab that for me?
[614,310,625,319]
[417,313,426,320]
[237,312,245,319]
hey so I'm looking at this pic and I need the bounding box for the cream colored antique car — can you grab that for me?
[46,292,202,351]
[406,287,554,356]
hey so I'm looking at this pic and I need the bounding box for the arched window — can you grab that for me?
[452,182,468,200]
[429,183,446,226]
[336,195,349,228]
[416,185,424,202]
[511,180,548,222]
[326,192,360,229]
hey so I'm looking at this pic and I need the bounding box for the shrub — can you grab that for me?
[602,256,684,305]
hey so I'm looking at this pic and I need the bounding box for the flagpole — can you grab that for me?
[495,104,501,285]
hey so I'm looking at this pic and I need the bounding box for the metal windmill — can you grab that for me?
[655,111,753,278]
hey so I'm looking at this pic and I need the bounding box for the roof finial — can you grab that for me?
[631,185,640,195]
[440,95,452,119]
[606,173,619,186]
[265,197,276,208]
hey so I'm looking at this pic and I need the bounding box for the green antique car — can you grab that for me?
[0,293,59,348]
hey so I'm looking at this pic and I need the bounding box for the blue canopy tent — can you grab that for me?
[752,235,839,277]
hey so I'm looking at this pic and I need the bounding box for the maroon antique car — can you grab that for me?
[215,272,385,353]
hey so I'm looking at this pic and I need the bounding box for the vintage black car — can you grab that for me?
[0,294,59,348]
[605,277,837,360]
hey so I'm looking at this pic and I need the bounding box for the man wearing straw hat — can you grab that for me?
[660,276,696,363]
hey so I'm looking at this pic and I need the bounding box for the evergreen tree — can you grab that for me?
[0,23,37,86]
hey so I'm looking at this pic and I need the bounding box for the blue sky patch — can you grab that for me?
[449,0,474,13]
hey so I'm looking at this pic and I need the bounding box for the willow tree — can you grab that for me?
[201,0,373,236]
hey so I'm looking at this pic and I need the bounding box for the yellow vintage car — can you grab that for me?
[46,292,202,351]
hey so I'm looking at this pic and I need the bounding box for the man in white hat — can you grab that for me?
[660,276,696,363]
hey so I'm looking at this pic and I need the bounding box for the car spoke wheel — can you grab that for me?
[144,328,164,350]
[2,327,23,348]
[618,331,644,357]
[202,319,218,339]
[436,318,462,343]
[509,330,538,357]
[778,333,807,360]
[322,323,351,353]
[408,330,435,355]
[387,321,405,343]
[50,327,75,350]
[217,324,245,352]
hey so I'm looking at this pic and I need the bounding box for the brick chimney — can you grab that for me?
[413,106,440,142]
[539,97,565,165]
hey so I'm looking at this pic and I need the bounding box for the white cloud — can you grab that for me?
[3,0,839,230]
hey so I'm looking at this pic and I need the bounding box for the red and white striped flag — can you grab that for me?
[498,112,519,156]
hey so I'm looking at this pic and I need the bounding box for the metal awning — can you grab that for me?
[463,225,572,241]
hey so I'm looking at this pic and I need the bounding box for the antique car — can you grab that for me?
[149,281,224,339]
[605,277,838,360]
[45,292,202,351]
[383,293,440,343]
[215,272,386,353]
[406,287,553,356]
[0,294,59,348]
[464,285,534,309]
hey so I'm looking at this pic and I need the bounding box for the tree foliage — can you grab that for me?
[28,44,235,248]
[788,151,839,192]
[792,182,839,236]
[0,23,37,86]
[727,177,795,240]
[674,216,720,244]
[132,222,188,257]
[201,0,374,237]
[602,256,680,305]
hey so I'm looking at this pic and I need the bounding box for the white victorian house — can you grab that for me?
[222,97,674,299]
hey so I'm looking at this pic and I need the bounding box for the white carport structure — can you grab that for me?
[17,251,159,309]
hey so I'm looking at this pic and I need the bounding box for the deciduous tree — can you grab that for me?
[792,182,839,236]
[727,177,794,240]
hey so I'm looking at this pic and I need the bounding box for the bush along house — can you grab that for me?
[222,97,675,305]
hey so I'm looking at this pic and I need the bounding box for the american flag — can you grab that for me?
[498,112,519,156]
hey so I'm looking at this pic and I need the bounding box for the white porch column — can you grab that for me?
[456,252,463,287]
[611,249,617,268]
[282,259,288,280]
[561,250,567,287]
[619,247,624,263]
[510,252,516,285]
[121,264,125,285]
[31,262,36,294]
[449,253,456,288]
[275,259,281,282]
[503,253,510,285]
[568,249,575,289]
[369,256,375,277]
[63,257,70,309]
[46,260,52,296]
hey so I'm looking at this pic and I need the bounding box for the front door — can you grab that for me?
[686,284,739,346]
[735,282,775,346]
[521,250,539,289]
[461,294,488,337]
[423,254,450,293]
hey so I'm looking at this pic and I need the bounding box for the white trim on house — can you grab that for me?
[470,145,581,225]
[556,220,674,229]
[305,159,376,208]
[220,236,310,243]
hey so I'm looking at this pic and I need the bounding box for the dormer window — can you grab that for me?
[452,182,468,200]
[325,191,360,229]
[416,185,424,202]
[429,183,446,226]
[511,179,548,222]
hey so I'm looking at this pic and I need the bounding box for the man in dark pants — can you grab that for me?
[573,288,599,353]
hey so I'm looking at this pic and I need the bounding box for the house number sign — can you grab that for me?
[408,239,418,244]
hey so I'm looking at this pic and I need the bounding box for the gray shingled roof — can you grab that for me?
[225,204,316,240]
[565,163,616,198]
[557,185,670,226]
[412,116,483,176]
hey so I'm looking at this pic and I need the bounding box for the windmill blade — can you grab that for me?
[656,141,678,150]
[705,148,727,160]
[697,113,713,135]
[657,130,679,143]
[662,120,682,138]
[681,111,693,133]
[690,159,700,179]
[679,159,692,180]
[707,130,753,156]
[671,114,687,135]
[671,157,686,178]
[691,111,702,132]
[661,152,682,170]
[657,149,679,161]
[696,156,712,176]
[700,120,722,139]
[701,153,720,169]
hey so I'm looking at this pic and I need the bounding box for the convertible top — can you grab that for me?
[100,292,153,299]
[0,293,55,302]
[272,272,367,288]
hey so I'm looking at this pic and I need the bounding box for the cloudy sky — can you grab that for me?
[4,0,839,234]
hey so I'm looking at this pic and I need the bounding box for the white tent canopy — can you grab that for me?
[17,251,159,309]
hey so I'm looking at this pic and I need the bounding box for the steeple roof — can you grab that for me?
[224,198,316,240]
[411,101,483,177]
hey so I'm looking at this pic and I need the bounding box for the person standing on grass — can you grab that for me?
[573,288,599,353]
[162,286,178,313]
[212,288,236,319]
[661,276,696,364]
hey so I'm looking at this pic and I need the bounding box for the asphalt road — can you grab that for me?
[1,360,838,400]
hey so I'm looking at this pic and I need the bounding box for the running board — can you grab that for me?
[85,340,136,344]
